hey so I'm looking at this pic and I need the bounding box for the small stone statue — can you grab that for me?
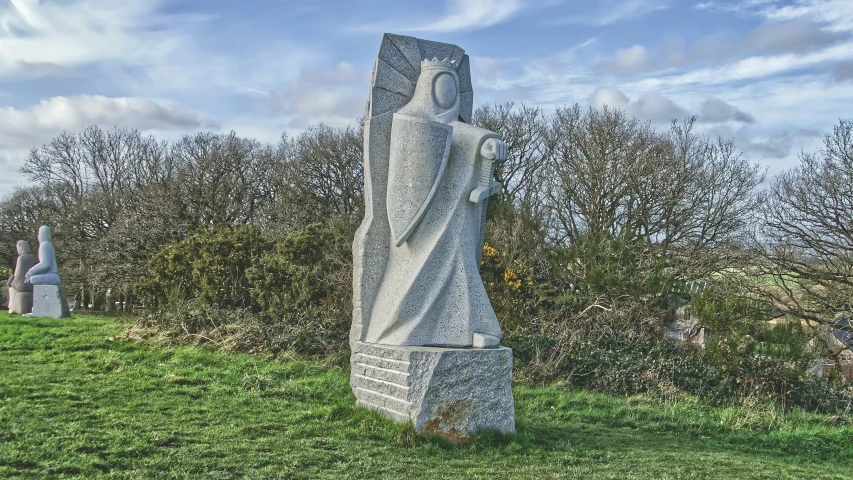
[23,226,69,319]
[25,226,61,286]
[7,240,36,314]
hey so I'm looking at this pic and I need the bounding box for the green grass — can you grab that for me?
[1,313,851,479]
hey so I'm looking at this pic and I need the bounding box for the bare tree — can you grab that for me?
[662,120,765,278]
[266,125,364,234]
[0,187,53,268]
[171,131,276,227]
[19,126,178,307]
[756,119,853,324]
[541,105,762,279]
[544,104,664,244]
[473,103,554,212]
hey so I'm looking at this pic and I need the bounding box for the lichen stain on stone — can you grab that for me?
[421,400,471,444]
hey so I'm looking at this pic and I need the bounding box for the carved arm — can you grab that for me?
[469,137,508,203]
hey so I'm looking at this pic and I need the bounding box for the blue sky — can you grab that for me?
[1,0,852,196]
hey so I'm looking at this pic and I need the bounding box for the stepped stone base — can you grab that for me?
[351,342,515,440]
[24,285,70,319]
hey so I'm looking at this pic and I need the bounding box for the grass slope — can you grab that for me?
[1,312,851,479]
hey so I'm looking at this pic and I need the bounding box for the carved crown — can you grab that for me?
[421,57,457,71]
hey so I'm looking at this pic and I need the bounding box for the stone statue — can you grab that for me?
[23,226,69,319]
[25,226,60,286]
[7,240,36,314]
[362,57,507,348]
[350,34,515,439]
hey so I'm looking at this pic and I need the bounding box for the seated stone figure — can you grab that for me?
[7,240,36,314]
[25,226,61,286]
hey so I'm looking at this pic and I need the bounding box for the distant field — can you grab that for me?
[1,312,851,479]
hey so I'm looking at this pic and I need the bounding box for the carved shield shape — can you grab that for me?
[387,113,453,246]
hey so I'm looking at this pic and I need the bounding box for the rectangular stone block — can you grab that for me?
[29,285,70,319]
[351,342,515,439]
[10,291,33,315]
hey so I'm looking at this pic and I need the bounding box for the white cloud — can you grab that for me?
[695,0,779,15]
[471,56,507,87]
[263,62,370,129]
[704,123,822,170]
[0,95,214,150]
[598,45,653,74]
[835,60,853,82]
[747,18,848,54]
[588,88,758,125]
[355,0,525,33]
[0,94,214,196]
[634,41,853,88]
[756,0,853,30]
[697,0,853,32]
[557,0,670,26]
[597,17,850,76]
[633,94,690,122]
[0,0,195,78]
[700,97,755,123]
[0,0,313,99]
[0,150,29,192]
[590,87,630,110]
[589,87,689,123]
[411,0,522,32]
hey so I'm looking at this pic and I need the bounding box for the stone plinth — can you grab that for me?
[351,342,514,439]
[26,285,70,319]
[10,292,33,315]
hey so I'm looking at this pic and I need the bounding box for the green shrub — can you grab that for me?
[512,330,853,413]
[690,290,770,372]
[754,319,815,370]
[690,286,826,380]
[136,221,355,363]
[247,221,354,361]
[138,225,270,309]
[247,222,350,318]
[508,278,848,413]
[480,242,537,331]
[134,298,348,362]
[536,235,678,336]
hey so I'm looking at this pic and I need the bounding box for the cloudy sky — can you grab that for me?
[1,0,851,196]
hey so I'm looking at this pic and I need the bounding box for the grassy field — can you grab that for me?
[1,312,852,479]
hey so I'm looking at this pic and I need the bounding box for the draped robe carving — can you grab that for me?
[356,51,505,348]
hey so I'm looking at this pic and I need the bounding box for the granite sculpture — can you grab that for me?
[350,34,515,439]
[7,240,36,314]
[24,226,69,319]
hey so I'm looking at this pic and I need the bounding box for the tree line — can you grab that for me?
[1,104,851,333]
[3,103,852,408]
[0,124,362,310]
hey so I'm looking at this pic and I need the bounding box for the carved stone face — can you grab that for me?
[433,73,457,109]
[397,61,460,124]
[38,225,51,243]
[16,240,30,255]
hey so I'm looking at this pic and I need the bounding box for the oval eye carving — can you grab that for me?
[433,73,457,109]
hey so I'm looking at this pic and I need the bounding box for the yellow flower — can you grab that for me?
[504,269,522,291]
